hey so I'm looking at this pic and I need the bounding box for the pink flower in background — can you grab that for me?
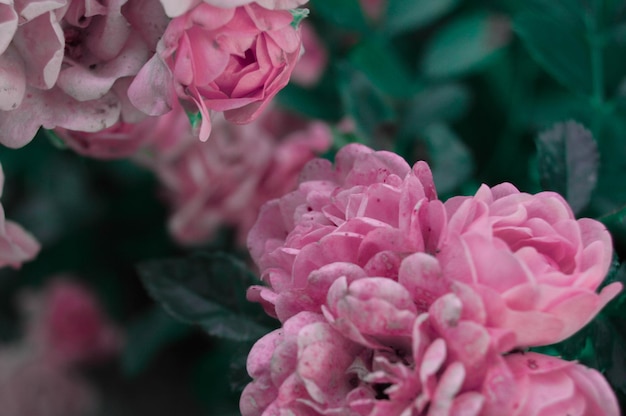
[129,3,303,140]
[54,99,190,159]
[0,163,39,268]
[0,358,99,416]
[22,279,122,366]
[54,122,153,160]
[291,21,327,86]
[0,278,122,416]
[360,0,385,21]
[139,105,331,245]
[159,0,308,18]
[0,0,169,148]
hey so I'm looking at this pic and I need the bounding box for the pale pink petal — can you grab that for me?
[12,11,64,89]
[0,45,26,111]
[0,2,17,55]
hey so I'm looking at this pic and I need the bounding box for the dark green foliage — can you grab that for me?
[536,121,599,213]
[137,252,276,342]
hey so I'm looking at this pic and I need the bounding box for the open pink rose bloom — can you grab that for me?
[242,143,622,415]
[129,2,304,140]
[0,0,309,147]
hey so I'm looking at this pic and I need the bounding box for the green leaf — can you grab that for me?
[401,83,471,133]
[349,39,417,98]
[514,12,592,95]
[421,12,511,78]
[122,306,193,377]
[290,7,309,28]
[193,340,245,414]
[337,62,396,142]
[186,110,202,130]
[423,124,474,195]
[598,203,626,245]
[277,83,342,121]
[385,0,461,35]
[137,252,275,342]
[309,0,367,31]
[536,121,599,213]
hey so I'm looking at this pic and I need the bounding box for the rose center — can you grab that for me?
[233,48,256,69]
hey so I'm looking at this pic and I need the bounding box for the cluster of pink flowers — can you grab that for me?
[136,103,331,245]
[0,278,122,416]
[241,144,621,415]
[0,0,310,148]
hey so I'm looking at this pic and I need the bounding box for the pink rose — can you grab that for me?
[159,0,308,18]
[247,143,620,348]
[244,142,621,415]
[290,21,327,86]
[433,183,621,346]
[247,143,438,321]
[0,0,169,148]
[243,287,619,415]
[0,163,39,268]
[138,106,330,245]
[129,3,303,141]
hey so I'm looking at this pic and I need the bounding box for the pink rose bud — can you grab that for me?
[130,3,304,141]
